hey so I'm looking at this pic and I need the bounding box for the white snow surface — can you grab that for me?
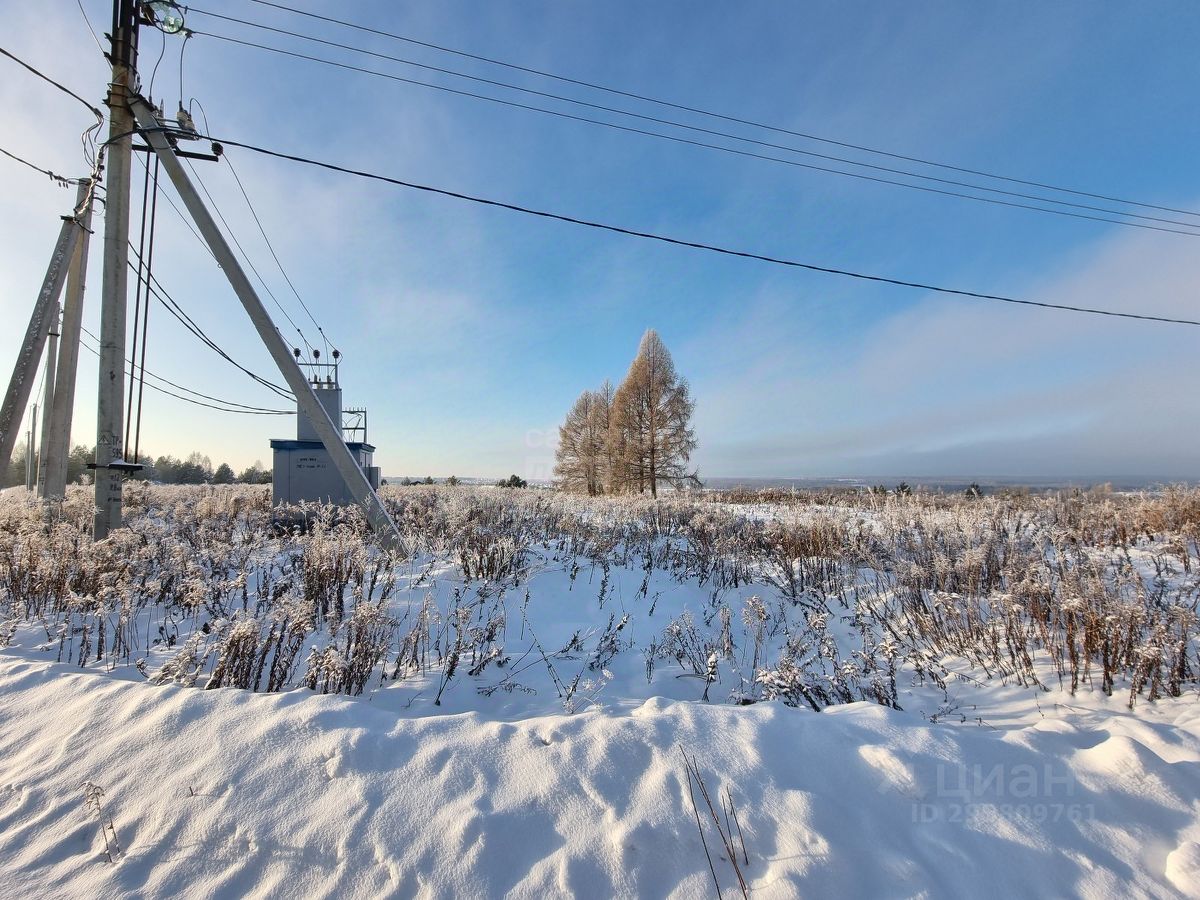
[2,485,1200,896]
[1,654,1198,899]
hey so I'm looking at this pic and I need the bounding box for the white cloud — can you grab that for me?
[692,222,1200,477]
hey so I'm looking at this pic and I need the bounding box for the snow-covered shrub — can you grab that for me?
[0,482,1195,713]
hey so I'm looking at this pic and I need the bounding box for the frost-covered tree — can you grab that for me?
[237,461,271,484]
[154,455,180,483]
[555,332,698,496]
[66,444,93,485]
[3,442,29,488]
[610,330,698,497]
[177,452,213,485]
[592,379,617,493]
[554,389,608,495]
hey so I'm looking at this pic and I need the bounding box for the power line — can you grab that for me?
[127,153,165,461]
[183,156,319,355]
[128,129,325,397]
[140,268,296,399]
[124,245,294,398]
[102,104,309,398]
[187,8,1200,234]
[79,325,290,412]
[147,25,169,101]
[0,43,106,179]
[223,152,336,353]
[191,30,1200,240]
[74,0,106,55]
[242,0,1200,221]
[0,142,102,239]
[79,328,290,415]
[203,135,1200,328]
[136,150,217,259]
[0,45,104,120]
[0,145,75,186]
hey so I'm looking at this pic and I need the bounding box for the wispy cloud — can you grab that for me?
[693,223,1200,476]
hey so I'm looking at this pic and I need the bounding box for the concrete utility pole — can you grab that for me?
[25,406,37,491]
[35,301,61,495]
[42,181,97,499]
[0,201,83,480]
[129,97,402,548]
[94,0,139,538]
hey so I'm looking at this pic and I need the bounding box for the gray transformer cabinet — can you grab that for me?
[270,371,382,506]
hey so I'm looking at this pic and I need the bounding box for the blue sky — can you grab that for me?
[2,1,1198,480]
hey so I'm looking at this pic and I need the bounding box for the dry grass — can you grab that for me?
[0,482,1195,710]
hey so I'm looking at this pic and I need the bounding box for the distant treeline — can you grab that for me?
[3,443,272,488]
[4,444,536,491]
[390,475,528,488]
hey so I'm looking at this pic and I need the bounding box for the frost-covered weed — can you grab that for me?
[0,482,1196,711]
[81,781,121,863]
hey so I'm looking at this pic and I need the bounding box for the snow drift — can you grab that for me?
[1,655,1198,898]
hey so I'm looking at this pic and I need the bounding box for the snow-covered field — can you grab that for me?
[0,484,1198,898]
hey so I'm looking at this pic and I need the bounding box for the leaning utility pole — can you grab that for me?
[129,97,402,548]
[0,195,84,481]
[94,0,139,537]
[42,181,97,499]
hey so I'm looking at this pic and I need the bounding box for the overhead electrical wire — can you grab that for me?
[189,28,1200,240]
[80,41,333,398]
[223,152,336,355]
[139,270,296,399]
[125,244,295,399]
[78,328,291,415]
[126,93,295,409]
[239,0,1200,221]
[183,156,319,357]
[126,153,164,461]
[81,325,289,412]
[0,46,297,420]
[195,134,1200,328]
[1,141,104,246]
[147,25,169,101]
[8,19,1188,447]
[126,154,156,454]
[0,45,104,120]
[0,43,105,186]
[75,0,106,55]
[136,151,216,260]
[124,161,294,398]
[0,145,75,186]
[186,8,1200,234]
[169,96,328,355]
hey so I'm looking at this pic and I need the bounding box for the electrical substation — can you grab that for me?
[270,352,382,507]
